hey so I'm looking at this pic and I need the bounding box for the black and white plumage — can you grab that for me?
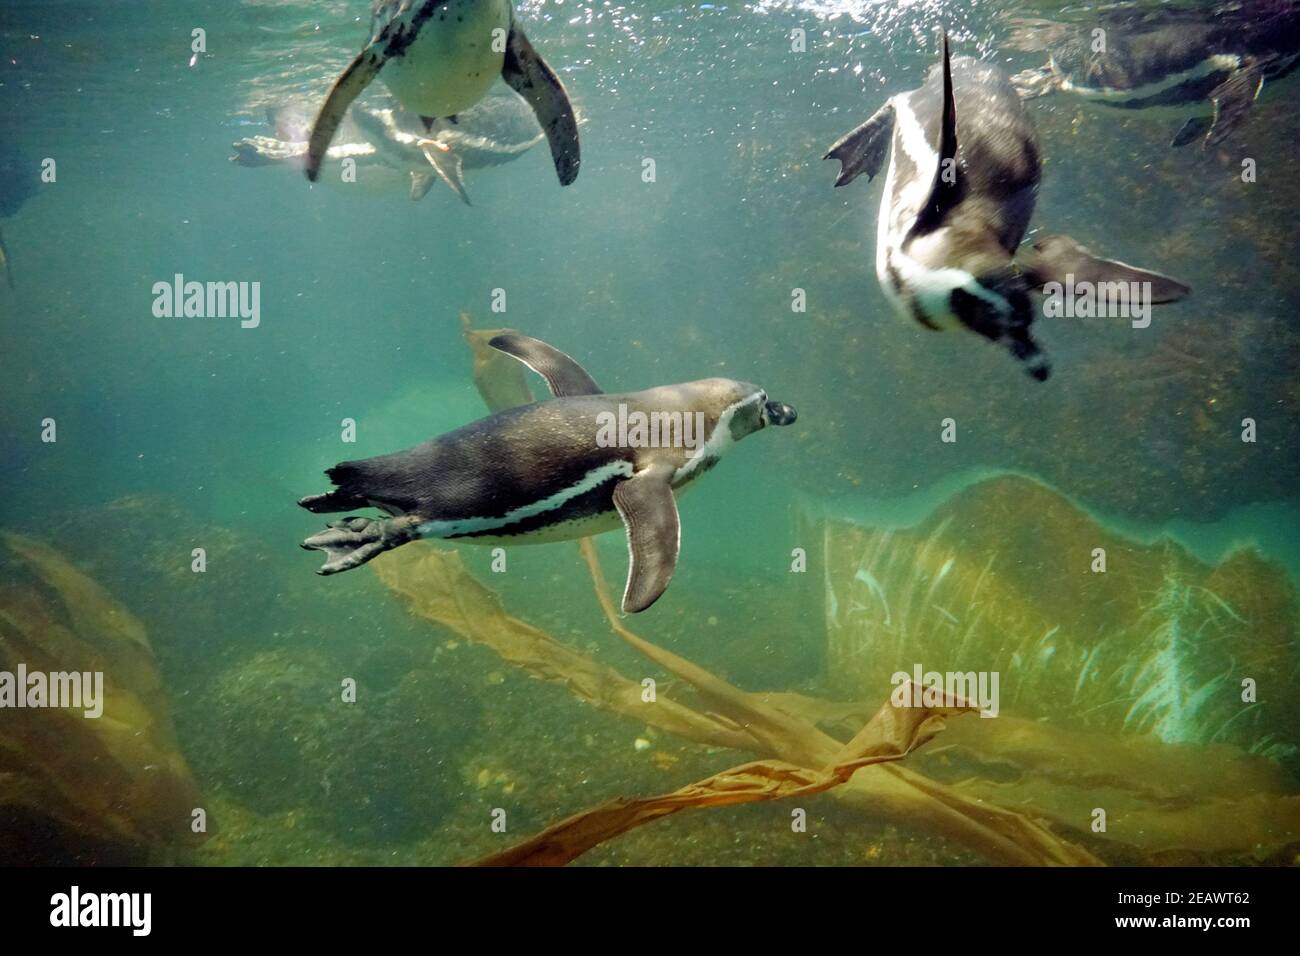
[1011,3,1300,148]
[299,333,797,613]
[825,35,1190,380]
[305,0,579,186]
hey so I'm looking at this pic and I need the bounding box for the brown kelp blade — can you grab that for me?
[373,540,1104,866]
[371,544,761,752]
[934,716,1300,860]
[472,684,972,867]
[0,533,206,861]
[460,312,535,412]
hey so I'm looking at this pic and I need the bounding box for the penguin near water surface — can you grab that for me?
[825,34,1191,381]
[1011,3,1300,148]
[305,0,580,186]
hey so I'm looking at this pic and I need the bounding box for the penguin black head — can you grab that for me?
[947,265,1051,381]
[763,400,798,426]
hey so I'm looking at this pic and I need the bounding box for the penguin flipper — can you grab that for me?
[1020,235,1191,304]
[419,143,472,205]
[612,464,680,614]
[1204,62,1265,148]
[305,48,383,182]
[501,24,581,185]
[824,101,896,187]
[488,332,602,397]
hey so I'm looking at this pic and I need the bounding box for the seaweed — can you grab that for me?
[357,322,1100,866]
[0,533,206,864]
[813,477,1300,860]
[472,685,967,867]
[460,312,535,413]
[371,540,1101,865]
[818,476,1300,761]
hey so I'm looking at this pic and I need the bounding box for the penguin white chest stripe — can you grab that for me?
[415,458,635,539]
[876,93,1007,331]
[876,93,934,305]
[673,393,762,484]
[1058,53,1241,101]
[889,92,940,236]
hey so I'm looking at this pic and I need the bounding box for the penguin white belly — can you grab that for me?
[1057,53,1240,107]
[381,0,511,118]
[875,91,965,332]
[450,508,625,546]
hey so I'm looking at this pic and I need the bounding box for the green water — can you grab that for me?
[0,1,1297,866]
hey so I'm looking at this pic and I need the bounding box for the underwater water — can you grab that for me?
[0,0,1297,868]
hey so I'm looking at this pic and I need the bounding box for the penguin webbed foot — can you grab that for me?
[1010,65,1058,100]
[302,515,417,575]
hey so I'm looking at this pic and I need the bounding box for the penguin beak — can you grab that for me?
[764,400,797,426]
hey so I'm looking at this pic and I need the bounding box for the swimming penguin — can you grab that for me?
[305,0,579,186]
[824,34,1190,380]
[1011,3,1300,148]
[235,91,566,204]
[299,333,797,613]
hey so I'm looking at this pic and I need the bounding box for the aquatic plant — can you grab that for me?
[460,313,535,413]
[817,476,1300,764]
[0,533,206,864]
[1121,570,1241,744]
[807,477,1299,860]
[354,319,1292,866]
[372,538,1102,866]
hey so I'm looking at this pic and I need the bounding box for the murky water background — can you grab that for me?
[1,1,1296,865]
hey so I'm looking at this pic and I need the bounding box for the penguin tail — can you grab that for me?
[298,489,367,514]
[298,461,387,514]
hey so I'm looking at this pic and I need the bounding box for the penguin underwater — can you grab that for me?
[235,91,563,204]
[1011,3,1300,149]
[304,0,579,186]
[298,333,797,613]
[825,34,1191,380]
